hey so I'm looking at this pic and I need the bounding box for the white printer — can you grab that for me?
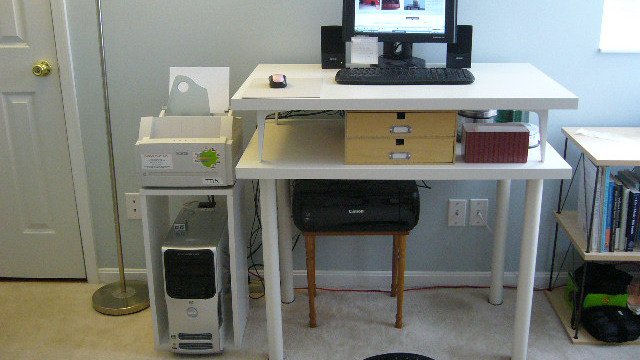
[136,109,242,187]
[136,67,242,188]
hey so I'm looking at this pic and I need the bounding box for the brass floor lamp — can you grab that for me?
[91,0,149,316]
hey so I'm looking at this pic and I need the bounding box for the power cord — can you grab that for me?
[246,180,302,302]
[247,181,265,299]
[292,233,302,250]
[475,211,494,234]
[265,110,344,120]
[416,180,431,189]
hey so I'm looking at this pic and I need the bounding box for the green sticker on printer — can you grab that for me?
[197,149,219,168]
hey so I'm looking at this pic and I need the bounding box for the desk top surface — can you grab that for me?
[562,127,640,166]
[231,63,579,111]
[236,119,572,180]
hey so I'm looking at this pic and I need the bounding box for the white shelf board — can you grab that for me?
[554,211,640,262]
[235,119,572,180]
[562,127,640,167]
[231,63,579,111]
[140,186,234,196]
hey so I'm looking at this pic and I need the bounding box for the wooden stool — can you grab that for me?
[304,231,408,329]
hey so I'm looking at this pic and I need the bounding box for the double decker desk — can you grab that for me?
[231,64,578,360]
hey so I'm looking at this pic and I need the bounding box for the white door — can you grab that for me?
[0,0,85,278]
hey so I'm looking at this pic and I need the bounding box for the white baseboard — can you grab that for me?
[100,267,568,290]
[98,268,148,283]
[289,270,567,290]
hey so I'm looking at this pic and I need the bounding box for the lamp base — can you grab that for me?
[92,280,150,316]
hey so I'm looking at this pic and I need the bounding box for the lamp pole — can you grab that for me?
[91,0,150,316]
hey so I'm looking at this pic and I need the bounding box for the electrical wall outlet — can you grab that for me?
[448,199,467,226]
[469,199,489,226]
[125,192,142,220]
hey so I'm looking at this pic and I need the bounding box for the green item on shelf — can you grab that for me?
[564,277,629,309]
[584,293,629,308]
[495,110,524,123]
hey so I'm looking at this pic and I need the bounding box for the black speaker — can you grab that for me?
[447,25,473,69]
[321,26,345,69]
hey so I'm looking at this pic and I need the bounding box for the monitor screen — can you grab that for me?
[343,0,457,43]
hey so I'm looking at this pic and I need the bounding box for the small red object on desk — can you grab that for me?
[462,122,530,163]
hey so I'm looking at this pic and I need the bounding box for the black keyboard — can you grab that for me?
[335,67,475,85]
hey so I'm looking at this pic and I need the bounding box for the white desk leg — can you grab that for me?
[512,179,543,360]
[256,111,270,162]
[260,179,284,360]
[534,110,548,162]
[277,179,295,303]
[228,182,249,346]
[489,179,511,305]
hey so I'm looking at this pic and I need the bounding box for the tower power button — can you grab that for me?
[186,307,198,318]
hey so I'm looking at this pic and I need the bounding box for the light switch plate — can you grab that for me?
[448,199,467,226]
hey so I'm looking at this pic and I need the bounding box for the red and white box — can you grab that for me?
[462,123,530,163]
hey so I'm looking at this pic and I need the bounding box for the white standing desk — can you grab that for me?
[231,63,578,360]
[231,63,578,162]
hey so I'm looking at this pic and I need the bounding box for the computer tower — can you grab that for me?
[162,204,228,354]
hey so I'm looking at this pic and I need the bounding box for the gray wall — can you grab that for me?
[66,1,640,275]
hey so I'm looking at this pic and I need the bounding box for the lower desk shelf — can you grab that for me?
[545,288,640,345]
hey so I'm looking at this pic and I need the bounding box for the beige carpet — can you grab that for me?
[0,281,637,359]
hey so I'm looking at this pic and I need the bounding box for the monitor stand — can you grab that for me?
[377,42,426,68]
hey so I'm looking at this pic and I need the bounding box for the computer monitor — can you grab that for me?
[342,0,458,67]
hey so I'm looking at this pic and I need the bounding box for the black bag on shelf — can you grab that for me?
[574,263,633,300]
[581,306,640,343]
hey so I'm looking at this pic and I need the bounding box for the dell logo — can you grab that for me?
[348,209,365,214]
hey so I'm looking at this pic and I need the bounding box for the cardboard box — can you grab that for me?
[345,111,456,164]
[462,122,529,163]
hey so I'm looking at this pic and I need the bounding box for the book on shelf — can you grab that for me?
[601,169,613,252]
[621,170,640,252]
[577,161,603,251]
[577,165,640,253]
[615,175,630,251]
[611,177,623,252]
[619,170,640,191]
[627,188,640,252]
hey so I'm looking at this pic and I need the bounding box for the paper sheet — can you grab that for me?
[242,78,322,98]
[574,128,637,144]
[350,36,378,65]
[169,67,229,114]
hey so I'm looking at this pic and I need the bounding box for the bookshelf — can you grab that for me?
[554,211,640,262]
[546,127,640,344]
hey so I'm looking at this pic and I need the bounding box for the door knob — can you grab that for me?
[32,60,52,77]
